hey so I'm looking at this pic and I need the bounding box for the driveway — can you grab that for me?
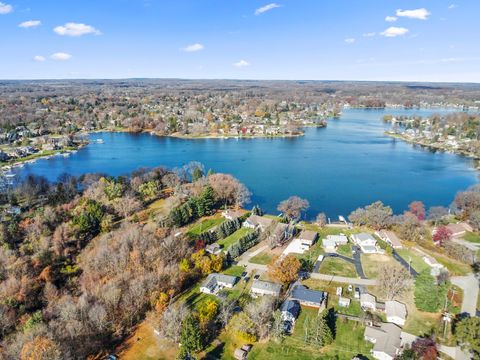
[451,274,479,316]
[392,250,419,278]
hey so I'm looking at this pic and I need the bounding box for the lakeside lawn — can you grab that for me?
[337,243,353,258]
[186,216,224,236]
[217,227,253,249]
[249,251,274,265]
[462,231,480,244]
[319,257,358,278]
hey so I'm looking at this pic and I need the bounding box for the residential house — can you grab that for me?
[205,243,222,255]
[385,301,407,327]
[360,293,377,311]
[364,323,403,360]
[297,230,318,247]
[234,345,252,360]
[338,297,351,307]
[221,209,244,221]
[375,230,403,249]
[251,280,282,298]
[242,214,274,231]
[280,299,301,333]
[351,233,380,254]
[422,255,445,276]
[199,273,238,295]
[290,283,327,310]
[445,223,473,238]
[322,234,348,252]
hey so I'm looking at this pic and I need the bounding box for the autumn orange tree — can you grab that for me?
[268,254,301,284]
[20,336,61,360]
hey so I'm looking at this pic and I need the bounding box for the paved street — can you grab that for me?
[392,250,419,277]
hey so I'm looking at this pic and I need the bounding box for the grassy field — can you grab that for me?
[217,227,253,249]
[361,253,396,279]
[187,216,224,236]
[337,243,353,258]
[395,248,430,273]
[249,251,274,265]
[319,257,358,278]
[462,231,480,243]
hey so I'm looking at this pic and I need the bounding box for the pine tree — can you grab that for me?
[180,315,203,354]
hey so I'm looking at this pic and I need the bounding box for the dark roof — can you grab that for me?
[280,299,300,317]
[290,284,326,305]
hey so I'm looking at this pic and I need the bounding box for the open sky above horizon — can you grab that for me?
[1,0,479,82]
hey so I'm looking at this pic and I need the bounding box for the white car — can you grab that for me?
[336,287,343,296]
[347,284,353,292]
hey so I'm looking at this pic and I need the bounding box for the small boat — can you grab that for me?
[62,153,70,157]
[94,139,104,144]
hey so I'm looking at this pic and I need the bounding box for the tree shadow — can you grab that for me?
[204,342,225,360]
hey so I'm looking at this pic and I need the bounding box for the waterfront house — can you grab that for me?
[360,293,377,311]
[221,209,244,221]
[242,214,274,231]
[200,273,238,295]
[375,230,403,249]
[290,283,327,310]
[351,233,380,254]
[385,300,407,327]
[364,323,403,360]
[297,230,318,247]
[205,243,222,255]
[251,280,282,298]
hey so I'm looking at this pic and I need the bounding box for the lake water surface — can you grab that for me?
[16,108,479,218]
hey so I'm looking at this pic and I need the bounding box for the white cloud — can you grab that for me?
[362,32,376,37]
[448,4,457,10]
[396,8,430,20]
[0,2,12,14]
[385,16,397,22]
[50,52,72,61]
[344,38,355,44]
[255,3,281,15]
[19,20,41,28]
[381,26,409,37]
[181,43,204,52]
[54,22,100,36]
[233,60,249,68]
[33,55,46,62]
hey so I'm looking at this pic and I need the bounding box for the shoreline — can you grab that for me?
[385,131,480,168]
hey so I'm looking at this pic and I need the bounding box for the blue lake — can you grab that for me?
[16,108,479,219]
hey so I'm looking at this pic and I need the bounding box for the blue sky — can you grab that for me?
[1,0,479,82]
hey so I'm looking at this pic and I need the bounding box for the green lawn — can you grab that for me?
[249,251,273,265]
[337,243,353,258]
[319,257,358,278]
[462,231,480,244]
[248,308,373,360]
[187,216,224,236]
[217,227,253,249]
[395,248,430,273]
[335,299,363,317]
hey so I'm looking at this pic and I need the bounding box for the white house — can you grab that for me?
[364,323,403,360]
[322,234,348,252]
[338,297,350,307]
[242,214,274,231]
[385,300,407,327]
[351,233,380,254]
[360,293,377,311]
[423,255,445,276]
[205,243,222,255]
[251,280,282,298]
[200,273,237,295]
[221,209,244,221]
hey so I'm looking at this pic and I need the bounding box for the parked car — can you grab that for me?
[253,274,260,280]
[336,287,343,296]
[348,284,353,292]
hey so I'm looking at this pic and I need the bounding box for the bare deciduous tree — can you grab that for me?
[377,263,411,300]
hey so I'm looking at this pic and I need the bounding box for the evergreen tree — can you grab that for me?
[303,312,333,347]
[180,315,203,354]
[414,269,447,312]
